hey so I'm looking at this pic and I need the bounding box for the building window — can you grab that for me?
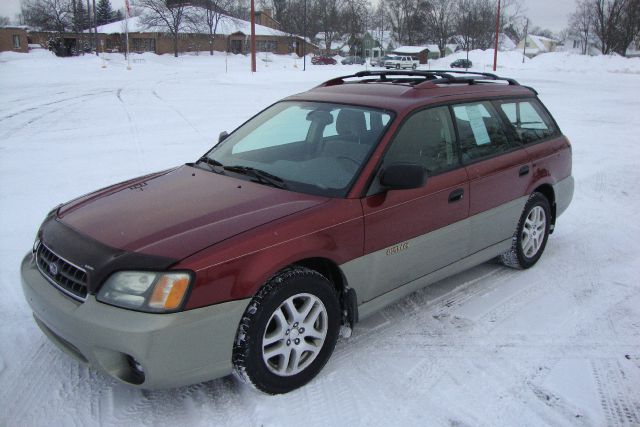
[13,35,21,49]
[131,38,156,53]
[257,40,277,52]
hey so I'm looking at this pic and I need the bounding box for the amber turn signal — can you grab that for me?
[149,274,190,310]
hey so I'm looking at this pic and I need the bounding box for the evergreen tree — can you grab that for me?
[114,9,124,21]
[96,0,114,25]
[73,0,88,31]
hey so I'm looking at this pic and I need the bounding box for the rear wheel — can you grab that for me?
[412,63,417,69]
[233,266,340,394]
[500,192,551,269]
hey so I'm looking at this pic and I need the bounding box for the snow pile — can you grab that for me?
[429,49,531,70]
[529,51,640,74]
[429,48,640,74]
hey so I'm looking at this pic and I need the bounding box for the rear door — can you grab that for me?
[358,106,470,302]
[451,100,531,254]
[493,97,571,187]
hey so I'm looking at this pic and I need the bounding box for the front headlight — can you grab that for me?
[97,271,192,313]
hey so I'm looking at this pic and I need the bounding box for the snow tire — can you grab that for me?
[232,266,340,394]
[500,192,551,269]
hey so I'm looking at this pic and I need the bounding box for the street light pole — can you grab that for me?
[492,0,501,71]
[303,0,307,71]
[522,18,528,63]
[250,0,256,72]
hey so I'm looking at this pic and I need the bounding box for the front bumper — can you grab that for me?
[21,252,250,389]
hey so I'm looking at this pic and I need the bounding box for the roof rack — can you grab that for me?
[317,70,521,89]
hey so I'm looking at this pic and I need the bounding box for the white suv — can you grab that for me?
[385,56,419,69]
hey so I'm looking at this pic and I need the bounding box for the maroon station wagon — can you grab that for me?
[21,70,574,394]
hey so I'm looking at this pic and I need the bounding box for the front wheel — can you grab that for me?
[500,192,551,269]
[412,63,417,69]
[233,266,341,394]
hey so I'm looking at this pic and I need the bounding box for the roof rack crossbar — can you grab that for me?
[316,70,520,89]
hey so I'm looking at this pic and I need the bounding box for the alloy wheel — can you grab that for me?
[521,206,546,257]
[262,293,328,376]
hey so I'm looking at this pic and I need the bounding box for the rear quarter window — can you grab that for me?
[494,98,559,144]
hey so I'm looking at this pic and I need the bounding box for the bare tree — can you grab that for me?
[0,16,11,25]
[591,0,635,55]
[426,0,455,56]
[189,0,232,55]
[21,0,73,33]
[455,0,496,51]
[503,18,527,46]
[529,25,554,39]
[499,0,527,45]
[342,0,367,53]
[318,0,342,54]
[383,0,427,45]
[138,0,188,57]
[614,0,640,55]
[569,0,592,54]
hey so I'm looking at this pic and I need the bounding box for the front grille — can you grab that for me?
[36,243,88,301]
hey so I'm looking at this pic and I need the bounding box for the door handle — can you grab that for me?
[448,188,464,203]
[519,165,530,176]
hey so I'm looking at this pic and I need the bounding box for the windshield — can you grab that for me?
[202,101,393,197]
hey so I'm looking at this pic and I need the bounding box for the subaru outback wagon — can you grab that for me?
[21,70,573,394]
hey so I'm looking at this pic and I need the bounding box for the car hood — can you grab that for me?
[57,165,328,260]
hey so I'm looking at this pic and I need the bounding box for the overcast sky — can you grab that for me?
[1,0,578,33]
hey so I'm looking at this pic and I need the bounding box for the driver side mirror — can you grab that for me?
[380,163,427,190]
[218,131,229,143]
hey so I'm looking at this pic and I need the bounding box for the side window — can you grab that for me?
[452,101,517,162]
[497,99,557,144]
[383,106,459,176]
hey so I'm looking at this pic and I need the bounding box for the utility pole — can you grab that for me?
[522,18,528,63]
[125,0,131,69]
[250,0,256,72]
[303,0,307,71]
[492,0,501,71]
[72,0,79,55]
[86,0,92,53]
[93,0,98,55]
[465,12,470,63]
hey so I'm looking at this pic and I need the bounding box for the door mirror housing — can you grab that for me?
[218,131,229,143]
[380,163,427,190]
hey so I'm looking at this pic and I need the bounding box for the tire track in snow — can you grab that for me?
[592,359,640,426]
[150,77,206,140]
[1,340,72,423]
[345,266,508,350]
[115,87,144,160]
[0,90,116,141]
[0,91,106,122]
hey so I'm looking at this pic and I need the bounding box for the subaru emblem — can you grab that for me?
[49,262,58,276]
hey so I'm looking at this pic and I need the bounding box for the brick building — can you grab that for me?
[254,9,281,31]
[0,26,29,53]
[93,13,315,57]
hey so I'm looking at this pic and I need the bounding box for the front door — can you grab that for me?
[357,106,470,302]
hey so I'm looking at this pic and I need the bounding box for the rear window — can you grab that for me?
[495,99,558,144]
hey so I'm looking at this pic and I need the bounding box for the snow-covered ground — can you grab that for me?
[1,49,639,426]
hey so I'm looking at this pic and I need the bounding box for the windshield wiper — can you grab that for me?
[223,165,287,189]
[196,156,225,173]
